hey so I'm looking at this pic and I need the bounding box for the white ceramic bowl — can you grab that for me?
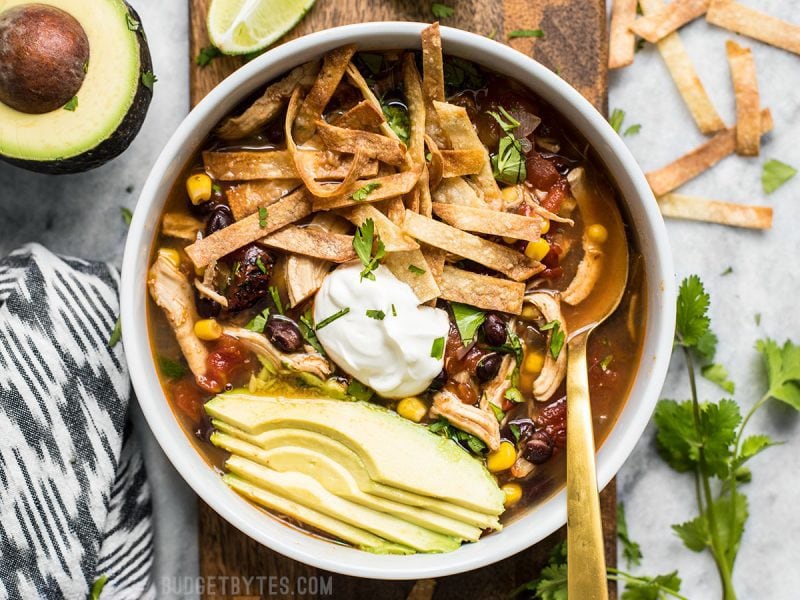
[121,22,675,580]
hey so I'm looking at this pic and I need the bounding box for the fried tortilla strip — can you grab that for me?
[338,204,419,252]
[203,150,377,181]
[631,0,710,43]
[431,203,543,242]
[227,180,301,221]
[162,213,204,240]
[418,167,434,217]
[315,120,406,166]
[402,210,542,281]
[646,108,773,196]
[403,53,427,170]
[312,170,421,210]
[658,193,772,229]
[346,64,403,143]
[441,149,485,178]
[608,0,638,68]
[383,249,440,304]
[420,24,447,146]
[261,226,356,262]
[293,45,357,143]
[437,265,525,314]
[434,101,502,209]
[639,0,725,135]
[726,40,761,156]
[284,213,350,307]
[330,100,385,130]
[707,0,800,55]
[185,189,313,268]
[216,61,320,140]
[421,244,445,285]
[432,177,489,208]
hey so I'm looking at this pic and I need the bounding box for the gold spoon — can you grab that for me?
[562,173,629,600]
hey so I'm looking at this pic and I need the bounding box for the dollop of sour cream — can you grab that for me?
[314,263,449,399]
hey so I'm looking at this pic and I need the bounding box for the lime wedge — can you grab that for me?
[207,0,316,55]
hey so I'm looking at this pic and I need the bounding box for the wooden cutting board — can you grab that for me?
[188,1,614,597]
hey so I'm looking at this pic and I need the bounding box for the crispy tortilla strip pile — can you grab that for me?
[183,24,559,314]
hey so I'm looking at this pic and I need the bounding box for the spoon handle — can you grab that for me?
[566,330,608,600]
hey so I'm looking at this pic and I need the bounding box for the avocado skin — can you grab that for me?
[0,2,153,175]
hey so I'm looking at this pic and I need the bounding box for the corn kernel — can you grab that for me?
[487,441,517,472]
[525,239,550,261]
[501,482,523,506]
[539,219,550,234]
[158,248,181,269]
[186,173,213,205]
[523,351,545,375]
[501,186,519,203]
[502,236,517,245]
[397,396,427,422]
[520,304,539,321]
[194,319,223,341]
[586,223,608,244]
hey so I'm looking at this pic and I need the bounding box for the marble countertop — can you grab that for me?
[1,1,797,597]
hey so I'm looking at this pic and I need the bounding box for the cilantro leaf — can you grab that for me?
[489,402,505,422]
[737,434,778,467]
[258,206,268,228]
[534,563,568,600]
[431,336,445,360]
[355,52,383,76]
[623,123,642,137]
[540,320,566,359]
[366,309,385,320]
[508,29,545,39]
[701,363,735,394]
[120,207,133,226]
[63,96,78,111]
[381,103,410,145]
[431,2,454,18]
[443,57,484,92]
[89,574,109,600]
[617,503,643,567]
[609,108,625,133]
[353,218,386,281]
[108,318,122,348]
[125,13,140,31]
[674,494,748,563]
[245,308,270,333]
[269,285,283,314]
[157,355,187,380]
[761,159,796,194]
[676,275,717,361]
[352,182,382,202]
[141,71,157,91]
[408,264,426,275]
[299,310,325,355]
[451,302,485,345]
[620,571,682,600]
[316,307,350,329]
[756,338,800,410]
[196,46,222,67]
[347,379,374,402]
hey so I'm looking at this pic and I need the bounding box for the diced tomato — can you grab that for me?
[540,177,569,213]
[526,152,560,191]
[170,378,206,421]
[199,335,252,393]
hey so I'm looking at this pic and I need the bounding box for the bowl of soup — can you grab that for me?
[120,22,675,578]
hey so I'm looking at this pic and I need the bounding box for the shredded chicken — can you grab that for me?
[194,279,228,308]
[480,354,515,412]
[561,232,603,306]
[430,389,501,451]
[147,253,208,379]
[510,455,535,478]
[525,292,568,402]
[161,213,204,240]
[222,326,332,379]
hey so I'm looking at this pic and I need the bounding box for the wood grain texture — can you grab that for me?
[190,0,613,597]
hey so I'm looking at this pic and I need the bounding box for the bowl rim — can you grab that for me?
[121,21,676,580]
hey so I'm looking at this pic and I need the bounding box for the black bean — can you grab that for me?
[523,430,554,464]
[265,316,303,353]
[204,204,234,237]
[482,313,507,346]
[194,287,221,318]
[476,353,502,382]
[428,368,447,391]
[505,417,535,444]
[225,244,274,311]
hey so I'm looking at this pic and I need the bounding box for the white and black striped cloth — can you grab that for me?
[0,245,154,599]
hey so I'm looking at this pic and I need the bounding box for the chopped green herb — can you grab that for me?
[540,320,566,359]
[245,308,270,333]
[125,13,140,31]
[489,403,505,422]
[487,28,497,40]
[509,423,521,441]
[599,354,614,372]
[158,356,187,380]
[755,313,762,326]
[702,363,735,394]
[762,159,797,194]
[508,29,545,39]
[425,151,432,162]
[609,108,625,133]
[381,103,410,145]
[356,52,384,75]
[431,336,445,360]
[63,96,78,111]
[256,257,268,274]
[258,206,268,228]
[721,266,733,276]
[451,302,486,345]
[431,2,454,18]
[317,307,350,329]
[141,71,157,90]
[347,379,374,402]
[623,123,642,137]
[443,57,484,91]
[120,207,133,226]
[108,318,122,348]
[504,387,523,403]
[299,310,325,355]
[617,503,643,567]
[408,264,426,275]
[391,304,397,317]
[488,107,527,184]
[352,182,382,202]
[429,418,487,456]
[212,183,222,193]
[675,274,717,361]
[89,574,109,600]
[353,218,386,281]
[366,309,386,320]
[83,61,89,74]
[269,285,284,314]
[232,261,241,277]
[196,45,222,67]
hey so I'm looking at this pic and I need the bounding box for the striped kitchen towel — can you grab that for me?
[0,244,154,599]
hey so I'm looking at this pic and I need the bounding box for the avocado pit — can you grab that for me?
[0,3,90,114]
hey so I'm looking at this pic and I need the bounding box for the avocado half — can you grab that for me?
[0,0,153,174]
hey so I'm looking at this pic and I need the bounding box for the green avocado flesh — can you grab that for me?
[205,394,506,554]
[0,0,152,173]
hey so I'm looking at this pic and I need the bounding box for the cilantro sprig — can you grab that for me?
[488,107,527,185]
[353,218,386,281]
